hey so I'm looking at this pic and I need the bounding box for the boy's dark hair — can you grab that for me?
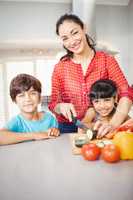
[10,74,42,102]
[56,13,96,59]
[89,79,117,102]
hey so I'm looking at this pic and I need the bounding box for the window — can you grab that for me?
[0,57,57,128]
[0,64,6,127]
[36,59,56,96]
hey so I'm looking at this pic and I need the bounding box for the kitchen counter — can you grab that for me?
[0,134,133,200]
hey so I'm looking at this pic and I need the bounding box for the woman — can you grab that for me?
[49,13,133,134]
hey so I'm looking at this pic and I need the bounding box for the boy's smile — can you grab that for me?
[15,87,40,115]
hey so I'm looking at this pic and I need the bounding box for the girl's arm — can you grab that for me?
[78,107,96,134]
[82,107,96,127]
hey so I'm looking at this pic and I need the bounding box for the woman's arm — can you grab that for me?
[107,53,133,102]
[94,53,133,138]
[48,65,61,112]
[110,97,132,127]
[49,64,77,121]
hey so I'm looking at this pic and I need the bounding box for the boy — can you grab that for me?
[79,79,130,138]
[0,74,59,145]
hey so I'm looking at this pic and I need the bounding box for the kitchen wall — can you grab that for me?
[0,1,132,82]
[128,0,133,84]
[96,4,130,82]
[0,1,71,45]
[95,3,133,116]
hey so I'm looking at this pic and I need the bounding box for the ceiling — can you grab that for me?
[0,0,131,6]
[0,0,130,54]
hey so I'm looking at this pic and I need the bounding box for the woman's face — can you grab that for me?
[58,20,87,55]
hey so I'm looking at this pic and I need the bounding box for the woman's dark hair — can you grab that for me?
[10,74,42,101]
[56,13,96,59]
[89,79,117,102]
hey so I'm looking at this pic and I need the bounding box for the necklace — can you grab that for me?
[72,48,95,75]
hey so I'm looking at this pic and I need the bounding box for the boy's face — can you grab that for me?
[15,87,40,114]
[92,97,116,117]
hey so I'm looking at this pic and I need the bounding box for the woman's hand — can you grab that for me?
[55,103,77,122]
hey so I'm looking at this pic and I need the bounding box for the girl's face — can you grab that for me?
[92,97,116,117]
[58,20,87,55]
[15,87,40,115]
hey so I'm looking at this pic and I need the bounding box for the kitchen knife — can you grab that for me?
[71,113,97,140]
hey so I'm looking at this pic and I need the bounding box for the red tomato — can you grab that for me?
[102,144,120,163]
[81,143,101,161]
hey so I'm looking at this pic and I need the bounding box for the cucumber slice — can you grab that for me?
[96,141,105,148]
[86,129,93,140]
[86,129,97,140]
[96,140,112,148]
[75,135,89,147]
[103,140,113,145]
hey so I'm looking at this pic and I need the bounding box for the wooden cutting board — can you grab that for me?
[69,133,113,155]
[69,134,82,155]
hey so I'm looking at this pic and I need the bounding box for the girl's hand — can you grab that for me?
[77,122,92,134]
[93,120,114,139]
[78,128,85,134]
[55,103,77,122]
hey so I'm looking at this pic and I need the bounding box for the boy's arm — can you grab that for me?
[0,129,51,145]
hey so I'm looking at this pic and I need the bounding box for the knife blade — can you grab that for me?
[71,113,97,140]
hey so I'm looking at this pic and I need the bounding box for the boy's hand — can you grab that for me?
[33,128,60,140]
[33,133,49,140]
[47,128,60,138]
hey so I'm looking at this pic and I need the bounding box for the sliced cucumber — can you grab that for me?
[103,140,113,145]
[96,140,112,148]
[75,135,89,147]
[86,129,93,140]
[96,141,105,148]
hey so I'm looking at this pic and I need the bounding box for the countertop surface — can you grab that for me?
[0,134,133,200]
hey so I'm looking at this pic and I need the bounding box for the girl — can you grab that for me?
[81,79,129,138]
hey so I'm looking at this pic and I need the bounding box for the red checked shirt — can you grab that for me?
[49,51,133,123]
